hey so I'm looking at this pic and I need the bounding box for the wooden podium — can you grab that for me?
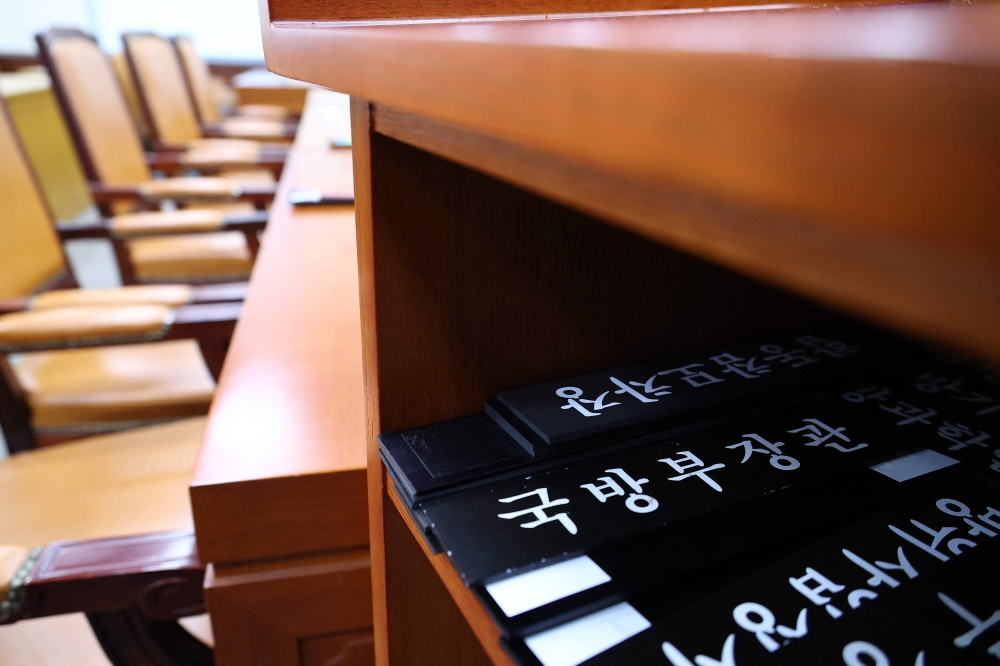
[256,2,1000,665]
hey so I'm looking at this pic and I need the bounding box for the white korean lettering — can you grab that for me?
[879,400,938,426]
[618,374,671,399]
[795,335,859,358]
[557,386,620,417]
[789,567,846,618]
[759,343,818,368]
[842,641,889,666]
[847,589,878,609]
[936,499,997,539]
[662,634,736,666]
[842,386,893,404]
[732,603,808,653]
[842,549,900,589]
[726,433,799,471]
[580,468,659,514]
[658,364,724,388]
[874,547,919,580]
[788,418,868,453]
[888,519,976,562]
[497,488,578,534]
[609,376,660,404]
[951,390,1000,416]
[710,353,772,379]
[659,451,725,492]
[937,422,992,451]
[938,592,1000,655]
[978,507,1000,531]
[915,373,963,394]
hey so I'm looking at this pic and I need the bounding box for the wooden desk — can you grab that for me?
[232,67,313,114]
[257,3,1000,665]
[189,90,372,666]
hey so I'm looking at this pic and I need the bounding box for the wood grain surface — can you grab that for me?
[264,3,1000,361]
[266,0,908,22]
[351,98,832,664]
[190,91,366,564]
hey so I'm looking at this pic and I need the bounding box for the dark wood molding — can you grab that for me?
[6,530,204,623]
[0,53,40,72]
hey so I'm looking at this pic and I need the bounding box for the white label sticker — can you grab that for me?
[525,602,650,666]
[871,449,959,482]
[486,556,611,618]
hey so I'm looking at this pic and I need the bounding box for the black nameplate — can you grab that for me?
[511,469,1000,666]
[417,399,907,586]
[495,326,869,451]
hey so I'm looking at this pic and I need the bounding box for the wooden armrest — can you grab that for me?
[0,531,203,625]
[0,285,246,317]
[58,210,269,240]
[91,180,275,205]
[0,305,174,350]
[0,302,241,352]
[30,285,194,310]
[89,183,143,204]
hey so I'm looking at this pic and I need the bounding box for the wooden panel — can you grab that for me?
[264,4,1000,361]
[301,629,376,666]
[351,97,832,663]
[372,102,1000,364]
[190,90,367,563]
[205,548,373,666]
[267,0,802,23]
[364,129,829,432]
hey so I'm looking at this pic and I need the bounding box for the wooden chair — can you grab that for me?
[0,97,244,451]
[32,30,274,285]
[110,52,152,146]
[35,29,284,183]
[123,33,295,146]
[0,417,213,666]
[172,36,293,125]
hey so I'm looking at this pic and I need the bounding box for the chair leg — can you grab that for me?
[0,357,36,452]
[87,609,214,666]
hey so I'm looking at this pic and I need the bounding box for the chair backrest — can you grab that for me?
[110,51,151,143]
[123,33,202,145]
[172,36,221,125]
[0,99,71,299]
[36,30,151,186]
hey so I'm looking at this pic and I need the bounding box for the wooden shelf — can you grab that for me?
[258,4,1000,665]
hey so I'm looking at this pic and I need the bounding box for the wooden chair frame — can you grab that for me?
[1,529,212,666]
[35,29,282,213]
[122,32,295,150]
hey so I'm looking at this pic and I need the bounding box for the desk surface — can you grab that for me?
[190,90,366,564]
[262,3,1000,362]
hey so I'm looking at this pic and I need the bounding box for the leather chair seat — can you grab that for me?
[128,231,253,282]
[0,417,202,547]
[10,341,215,429]
[0,418,205,665]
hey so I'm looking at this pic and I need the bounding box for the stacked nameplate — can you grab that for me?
[378,324,1000,666]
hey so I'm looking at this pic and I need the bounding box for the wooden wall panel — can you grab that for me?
[366,130,832,434]
[205,549,373,666]
[352,96,835,663]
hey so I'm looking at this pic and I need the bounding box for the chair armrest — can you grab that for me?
[0,531,203,624]
[0,302,240,353]
[1,285,246,316]
[58,210,269,240]
[30,285,194,310]
[90,180,275,205]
